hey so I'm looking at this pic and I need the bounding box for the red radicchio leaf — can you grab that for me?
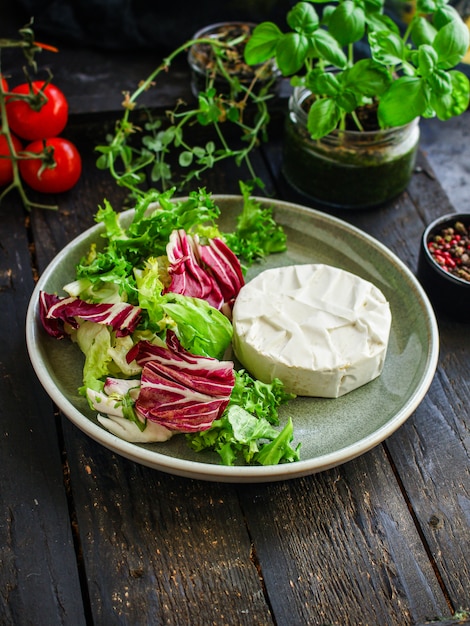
[39,291,142,337]
[130,333,235,432]
[166,229,224,310]
[165,229,244,313]
[198,237,244,310]
[39,291,68,338]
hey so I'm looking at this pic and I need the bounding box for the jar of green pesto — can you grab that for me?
[282,87,420,210]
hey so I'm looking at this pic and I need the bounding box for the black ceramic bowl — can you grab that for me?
[417,212,470,322]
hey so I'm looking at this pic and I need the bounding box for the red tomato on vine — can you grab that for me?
[19,137,82,193]
[6,81,68,141]
[0,133,23,187]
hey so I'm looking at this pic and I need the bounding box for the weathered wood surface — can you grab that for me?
[0,38,469,626]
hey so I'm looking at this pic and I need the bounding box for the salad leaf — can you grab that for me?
[186,369,299,465]
[224,181,287,265]
[40,184,297,466]
[76,188,223,302]
[128,333,235,432]
[161,294,233,360]
[39,292,142,338]
[229,369,296,424]
[166,230,245,313]
[255,418,300,465]
[187,406,300,466]
[76,322,113,393]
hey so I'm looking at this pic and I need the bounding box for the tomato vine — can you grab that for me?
[0,21,80,211]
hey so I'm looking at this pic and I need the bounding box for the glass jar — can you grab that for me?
[282,87,420,209]
[187,22,280,98]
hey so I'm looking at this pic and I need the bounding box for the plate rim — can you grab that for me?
[26,194,440,482]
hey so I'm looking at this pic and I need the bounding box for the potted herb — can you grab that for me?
[96,23,279,200]
[187,21,280,98]
[244,0,470,208]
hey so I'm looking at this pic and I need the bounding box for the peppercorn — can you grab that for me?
[427,220,470,282]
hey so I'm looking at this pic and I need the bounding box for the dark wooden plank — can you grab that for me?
[29,115,131,271]
[61,419,274,626]
[386,320,470,611]
[239,450,449,625]
[0,201,86,625]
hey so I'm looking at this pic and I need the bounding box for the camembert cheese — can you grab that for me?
[232,264,392,398]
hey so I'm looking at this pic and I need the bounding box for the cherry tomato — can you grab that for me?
[6,81,68,141]
[0,132,23,187]
[19,137,81,193]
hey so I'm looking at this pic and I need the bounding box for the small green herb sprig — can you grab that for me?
[244,0,470,139]
[95,27,278,201]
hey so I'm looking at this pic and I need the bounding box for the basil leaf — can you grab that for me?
[433,17,470,69]
[369,30,406,65]
[378,76,429,126]
[287,1,319,34]
[329,1,366,45]
[410,15,437,47]
[307,97,341,139]
[344,58,392,96]
[431,70,470,119]
[276,32,311,75]
[417,44,439,77]
[244,22,282,65]
[312,28,348,68]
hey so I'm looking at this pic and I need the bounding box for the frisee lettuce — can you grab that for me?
[224,181,287,265]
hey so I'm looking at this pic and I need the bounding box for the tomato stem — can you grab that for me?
[0,26,58,211]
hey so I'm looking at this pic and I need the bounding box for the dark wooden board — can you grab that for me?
[0,199,86,625]
[3,18,469,622]
[240,451,449,625]
[61,420,274,626]
[24,109,461,626]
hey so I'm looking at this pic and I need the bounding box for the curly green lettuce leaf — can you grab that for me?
[186,370,299,465]
[75,188,223,301]
[224,181,287,265]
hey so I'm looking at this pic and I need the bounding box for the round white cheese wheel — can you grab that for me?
[232,264,392,398]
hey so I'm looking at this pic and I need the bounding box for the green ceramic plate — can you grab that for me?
[26,196,439,482]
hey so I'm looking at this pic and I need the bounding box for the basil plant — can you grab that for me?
[244,0,470,138]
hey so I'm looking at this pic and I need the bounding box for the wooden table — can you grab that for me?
[1,37,469,626]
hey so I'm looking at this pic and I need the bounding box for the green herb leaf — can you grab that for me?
[343,58,392,97]
[417,45,439,78]
[312,29,348,68]
[430,70,470,119]
[378,76,429,126]
[328,1,366,45]
[244,22,282,65]
[369,30,406,65]
[276,32,311,75]
[287,1,320,34]
[410,16,437,47]
[307,97,341,139]
[307,70,341,97]
[433,14,470,69]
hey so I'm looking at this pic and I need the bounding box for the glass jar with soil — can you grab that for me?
[187,22,280,98]
[282,87,420,210]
